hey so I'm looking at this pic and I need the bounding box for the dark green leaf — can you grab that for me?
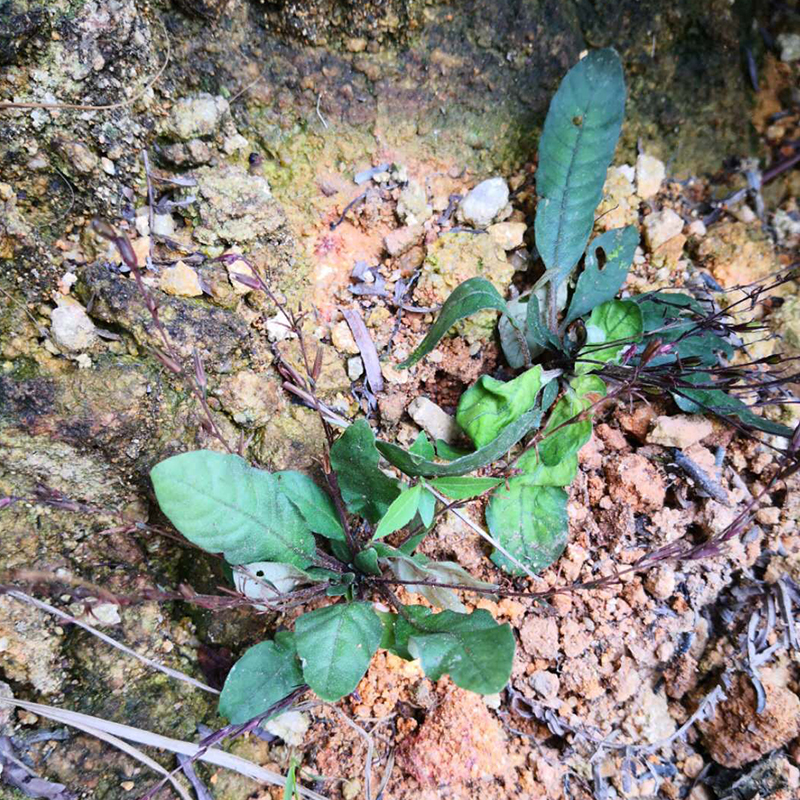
[399,277,508,368]
[535,48,626,285]
[295,602,383,702]
[150,451,316,567]
[456,366,547,448]
[526,292,562,350]
[486,480,568,575]
[565,225,638,325]
[330,420,402,523]
[377,407,544,477]
[374,484,423,539]
[354,547,381,576]
[218,631,304,723]
[516,451,578,486]
[576,299,643,373]
[394,607,515,694]
[428,476,504,499]
[538,391,592,467]
[409,432,436,459]
[376,610,399,652]
[435,440,471,461]
[275,471,344,541]
[398,531,427,555]
[326,572,355,597]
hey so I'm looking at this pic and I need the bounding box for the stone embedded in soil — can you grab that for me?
[159,261,203,297]
[643,208,684,251]
[487,221,526,250]
[606,452,666,512]
[520,615,559,661]
[699,671,800,768]
[696,220,777,289]
[262,710,310,746]
[777,32,800,62]
[647,414,713,449]
[384,224,423,257]
[331,319,360,355]
[457,177,509,228]
[51,298,97,351]
[408,396,461,444]
[635,153,666,200]
[396,684,512,787]
[164,92,229,140]
[396,180,432,225]
[216,370,282,426]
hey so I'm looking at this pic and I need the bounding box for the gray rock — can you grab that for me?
[164,93,229,141]
[408,396,461,444]
[51,301,97,352]
[347,356,364,381]
[777,33,800,62]
[457,177,509,228]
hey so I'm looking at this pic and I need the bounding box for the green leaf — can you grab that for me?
[570,374,607,398]
[486,480,569,575]
[417,488,436,527]
[377,407,544,477]
[564,226,638,325]
[539,391,592,467]
[275,471,344,541]
[330,420,402,524]
[150,451,316,567]
[394,607,515,694]
[399,277,509,368]
[456,366,547,448]
[535,48,626,286]
[435,440,470,461]
[325,572,355,597]
[376,610,399,652]
[295,602,383,702]
[576,299,643,373]
[284,758,299,800]
[219,631,304,723]
[526,292,562,351]
[354,547,381,576]
[409,432,436,459]
[374,484,423,539]
[428,476,504,499]
[672,377,794,438]
[516,450,578,486]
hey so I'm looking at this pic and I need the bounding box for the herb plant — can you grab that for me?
[149,47,795,728]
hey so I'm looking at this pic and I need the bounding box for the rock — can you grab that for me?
[457,177,509,228]
[68,600,121,627]
[397,685,512,787]
[396,180,432,225]
[53,139,99,175]
[216,371,282,426]
[487,221,526,250]
[699,672,800,768]
[175,0,231,19]
[330,320,360,355]
[530,670,560,699]
[648,414,713,449]
[520,615,559,660]
[773,209,800,249]
[51,298,97,352]
[262,710,309,746]
[160,261,203,297]
[347,356,364,381]
[777,32,800,62]
[622,685,676,746]
[687,219,707,237]
[164,93,229,140]
[152,213,175,237]
[596,165,639,230]
[635,153,666,200]
[606,453,666,513]
[223,254,256,295]
[266,309,294,342]
[645,566,676,600]
[408,397,461,444]
[384,224,423,257]
[643,208,684,251]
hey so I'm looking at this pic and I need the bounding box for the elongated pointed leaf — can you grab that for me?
[428,476,503,499]
[330,420,402,523]
[486,480,568,575]
[399,277,509,368]
[295,602,383,702]
[219,632,304,723]
[150,451,316,567]
[565,225,638,325]
[417,488,436,527]
[538,391,592,467]
[535,48,626,285]
[275,471,344,541]
[377,406,544,478]
[374,484,423,539]
[394,606,515,694]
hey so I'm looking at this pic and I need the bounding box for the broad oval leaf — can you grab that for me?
[427,475,504,500]
[150,451,316,567]
[564,225,638,325]
[374,484,423,540]
[456,366,546,448]
[219,631,304,723]
[516,450,578,487]
[394,606,515,694]
[377,406,544,477]
[330,420,403,524]
[486,480,568,575]
[535,48,626,285]
[538,391,593,467]
[399,277,509,368]
[275,471,344,541]
[576,298,643,374]
[295,602,383,702]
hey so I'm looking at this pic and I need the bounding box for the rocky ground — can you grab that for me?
[2,1,800,799]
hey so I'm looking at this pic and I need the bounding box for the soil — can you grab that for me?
[2,1,800,799]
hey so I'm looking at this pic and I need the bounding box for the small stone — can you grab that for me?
[530,670,559,699]
[645,566,675,600]
[648,414,713,449]
[342,780,361,800]
[683,754,704,779]
[100,156,116,175]
[263,710,309,746]
[635,153,666,200]
[396,180,432,225]
[687,219,707,237]
[408,397,461,444]
[773,209,800,249]
[266,309,294,342]
[777,32,800,62]
[217,371,280,426]
[331,320,360,355]
[346,37,368,53]
[223,254,256,295]
[643,208,684,251]
[186,139,213,164]
[222,133,249,154]
[520,615,559,660]
[57,271,77,295]
[384,224,423,257]
[457,177,510,228]
[51,298,97,352]
[382,363,409,385]
[483,693,501,709]
[152,213,175,237]
[487,221,526,250]
[55,139,98,175]
[69,600,121,626]
[347,356,364,381]
[755,506,781,526]
[160,261,203,297]
[164,93,229,140]
[120,782,135,791]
